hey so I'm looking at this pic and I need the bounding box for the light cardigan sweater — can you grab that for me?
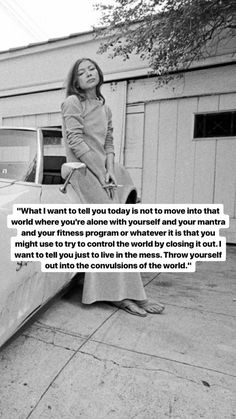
[61,94,114,161]
[61,95,115,204]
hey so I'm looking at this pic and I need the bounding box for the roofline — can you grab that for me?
[0,29,95,55]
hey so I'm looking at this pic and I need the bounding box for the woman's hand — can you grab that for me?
[105,170,117,186]
[103,170,117,199]
[104,153,117,198]
[96,174,113,199]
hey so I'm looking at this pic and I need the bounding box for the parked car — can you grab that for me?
[0,127,137,348]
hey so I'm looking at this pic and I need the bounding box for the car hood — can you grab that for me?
[0,180,42,276]
[0,179,41,210]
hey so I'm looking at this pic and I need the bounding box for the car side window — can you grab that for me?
[0,129,38,182]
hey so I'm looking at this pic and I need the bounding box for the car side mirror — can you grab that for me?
[60,162,86,194]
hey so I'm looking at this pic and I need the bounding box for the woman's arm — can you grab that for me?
[61,96,106,186]
[105,153,116,184]
[104,106,117,187]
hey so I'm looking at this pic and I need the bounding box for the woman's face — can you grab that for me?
[77,60,100,91]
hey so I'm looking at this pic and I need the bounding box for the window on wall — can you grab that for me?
[194,111,236,139]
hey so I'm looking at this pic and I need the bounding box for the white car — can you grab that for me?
[0,127,137,347]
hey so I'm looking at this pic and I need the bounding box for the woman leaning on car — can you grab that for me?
[61,57,165,316]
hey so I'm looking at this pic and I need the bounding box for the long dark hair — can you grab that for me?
[65,58,105,103]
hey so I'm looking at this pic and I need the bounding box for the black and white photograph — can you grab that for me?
[0,0,235,418]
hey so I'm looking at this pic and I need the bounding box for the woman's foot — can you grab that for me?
[136,300,165,314]
[112,299,147,317]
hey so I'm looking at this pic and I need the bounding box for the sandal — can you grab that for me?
[112,299,147,317]
[136,300,165,314]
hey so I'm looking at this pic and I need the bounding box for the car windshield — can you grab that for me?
[0,129,38,182]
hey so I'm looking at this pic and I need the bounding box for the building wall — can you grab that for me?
[0,31,149,99]
[0,32,235,241]
[125,65,236,242]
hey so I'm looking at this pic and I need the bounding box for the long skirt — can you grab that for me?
[71,163,147,304]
